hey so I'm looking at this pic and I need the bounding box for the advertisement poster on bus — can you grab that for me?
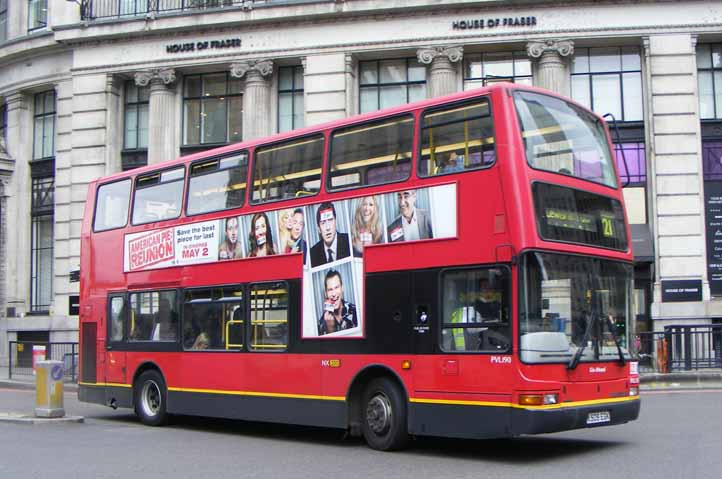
[300,183,457,338]
[123,220,220,272]
[123,183,457,339]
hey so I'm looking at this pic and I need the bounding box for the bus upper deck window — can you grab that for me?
[513,90,617,188]
[94,179,131,232]
[132,167,185,225]
[187,152,248,216]
[328,115,413,191]
[251,134,324,204]
[418,99,495,177]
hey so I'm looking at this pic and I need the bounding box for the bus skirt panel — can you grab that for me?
[78,383,133,409]
[167,389,347,429]
[408,401,512,439]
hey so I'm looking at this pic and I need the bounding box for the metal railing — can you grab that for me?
[8,341,78,382]
[636,324,722,373]
[80,0,316,20]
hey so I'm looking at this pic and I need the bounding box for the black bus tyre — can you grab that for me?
[134,370,168,426]
[361,377,409,451]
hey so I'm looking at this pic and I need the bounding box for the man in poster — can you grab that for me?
[310,202,350,267]
[285,208,308,263]
[387,189,433,242]
[317,269,357,335]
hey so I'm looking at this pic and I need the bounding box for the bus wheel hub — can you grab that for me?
[366,393,392,434]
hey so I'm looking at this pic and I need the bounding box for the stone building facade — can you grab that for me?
[2,0,722,363]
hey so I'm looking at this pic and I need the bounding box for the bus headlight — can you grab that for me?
[629,387,639,396]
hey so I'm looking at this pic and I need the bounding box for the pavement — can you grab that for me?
[0,365,84,424]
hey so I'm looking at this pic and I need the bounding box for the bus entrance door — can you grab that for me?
[105,295,127,385]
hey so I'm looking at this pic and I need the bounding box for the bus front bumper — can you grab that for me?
[511,397,641,435]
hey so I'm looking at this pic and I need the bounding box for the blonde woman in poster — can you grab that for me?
[351,195,384,257]
[277,208,293,253]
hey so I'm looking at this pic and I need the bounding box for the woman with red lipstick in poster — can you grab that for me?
[248,212,277,257]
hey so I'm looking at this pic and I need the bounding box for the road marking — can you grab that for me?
[642,389,722,395]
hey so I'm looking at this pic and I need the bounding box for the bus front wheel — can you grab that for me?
[134,370,168,426]
[361,377,408,451]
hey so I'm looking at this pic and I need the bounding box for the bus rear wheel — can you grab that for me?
[134,370,168,426]
[361,377,409,451]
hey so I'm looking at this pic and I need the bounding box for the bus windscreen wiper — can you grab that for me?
[568,313,627,369]
[568,313,596,370]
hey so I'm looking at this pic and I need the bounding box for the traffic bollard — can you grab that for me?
[35,360,65,418]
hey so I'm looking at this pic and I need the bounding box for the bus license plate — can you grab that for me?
[586,411,611,425]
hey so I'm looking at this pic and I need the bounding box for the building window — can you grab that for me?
[698,44,722,119]
[183,72,243,148]
[615,142,647,224]
[614,142,646,186]
[1,0,8,43]
[703,141,722,181]
[278,66,304,133]
[463,51,532,90]
[571,47,643,122]
[119,0,149,17]
[122,82,149,170]
[30,174,54,313]
[359,58,426,114]
[28,0,47,32]
[33,90,55,161]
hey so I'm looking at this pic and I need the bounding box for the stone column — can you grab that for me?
[645,34,708,325]
[231,60,273,141]
[303,54,348,126]
[526,40,575,96]
[417,46,464,98]
[135,69,177,165]
[2,93,31,319]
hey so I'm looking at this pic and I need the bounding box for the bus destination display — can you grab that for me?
[534,182,627,251]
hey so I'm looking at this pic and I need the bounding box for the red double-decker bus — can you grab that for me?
[78,83,640,450]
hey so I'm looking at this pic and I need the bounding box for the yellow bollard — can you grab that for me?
[35,360,65,418]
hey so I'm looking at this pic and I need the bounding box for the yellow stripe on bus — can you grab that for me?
[166,386,345,402]
[410,395,639,410]
[79,381,132,388]
[80,382,638,410]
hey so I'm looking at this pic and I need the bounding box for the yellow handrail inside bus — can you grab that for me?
[429,127,436,174]
[464,121,470,168]
[225,320,244,349]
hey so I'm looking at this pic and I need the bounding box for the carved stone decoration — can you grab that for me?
[416,46,464,65]
[416,46,463,98]
[526,40,574,96]
[134,68,176,87]
[526,40,574,59]
[230,60,274,79]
